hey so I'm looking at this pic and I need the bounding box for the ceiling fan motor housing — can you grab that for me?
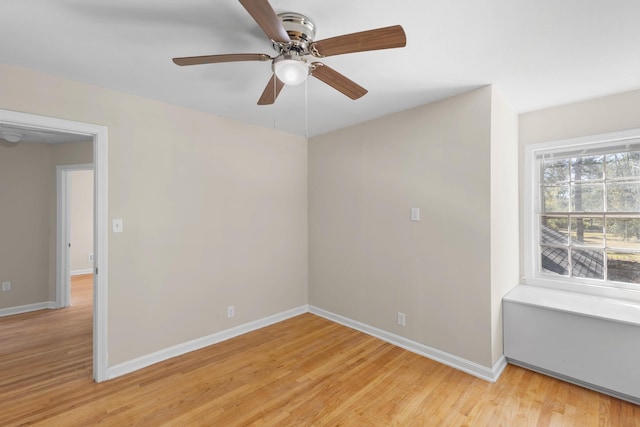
[273,12,316,55]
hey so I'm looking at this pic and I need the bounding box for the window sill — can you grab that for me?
[504,285,640,327]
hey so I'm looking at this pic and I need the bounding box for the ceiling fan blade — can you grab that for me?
[310,25,406,58]
[173,53,271,66]
[257,74,285,105]
[311,63,368,100]
[238,0,291,43]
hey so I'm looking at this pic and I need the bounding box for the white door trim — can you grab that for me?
[57,164,94,309]
[0,109,109,382]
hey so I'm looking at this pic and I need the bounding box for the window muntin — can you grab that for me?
[536,144,640,287]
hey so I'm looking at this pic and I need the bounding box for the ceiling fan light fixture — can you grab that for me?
[273,56,309,86]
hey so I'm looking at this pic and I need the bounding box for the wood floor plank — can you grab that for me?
[1,275,639,426]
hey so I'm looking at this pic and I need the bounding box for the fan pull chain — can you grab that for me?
[272,75,277,129]
[304,78,309,138]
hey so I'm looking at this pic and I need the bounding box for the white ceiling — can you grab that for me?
[1,0,640,137]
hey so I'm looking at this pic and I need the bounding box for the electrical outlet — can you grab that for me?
[88,253,94,263]
[2,281,11,292]
[227,305,235,318]
[397,312,406,326]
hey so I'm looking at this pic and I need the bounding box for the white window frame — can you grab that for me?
[524,128,640,303]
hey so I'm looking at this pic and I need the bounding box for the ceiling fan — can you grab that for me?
[172,0,407,105]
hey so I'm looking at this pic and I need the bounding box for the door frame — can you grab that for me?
[57,164,94,309]
[0,109,108,382]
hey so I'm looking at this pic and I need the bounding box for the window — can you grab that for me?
[525,130,640,295]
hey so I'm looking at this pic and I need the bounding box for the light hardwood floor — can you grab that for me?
[1,275,638,426]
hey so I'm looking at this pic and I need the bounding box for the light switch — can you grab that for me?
[410,208,420,222]
[112,218,123,233]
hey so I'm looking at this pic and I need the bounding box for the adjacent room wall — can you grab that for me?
[309,86,517,368]
[70,169,94,274]
[0,63,308,366]
[0,142,51,309]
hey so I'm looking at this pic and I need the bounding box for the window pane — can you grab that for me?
[542,185,570,212]
[543,159,569,183]
[540,246,569,276]
[540,217,569,244]
[570,217,603,247]
[606,151,640,178]
[536,142,640,288]
[571,183,604,211]
[607,252,640,284]
[572,155,604,181]
[607,181,640,212]
[606,218,640,250]
[571,249,604,279]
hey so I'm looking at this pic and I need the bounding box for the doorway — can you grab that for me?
[58,165,94,308]
[0,109,108,382]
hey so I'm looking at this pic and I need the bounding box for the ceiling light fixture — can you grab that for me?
[273,55,310,86]
[1,131,22,143]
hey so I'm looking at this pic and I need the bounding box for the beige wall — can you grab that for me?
[0,63,308,365]
[519,88,640,145]
[0,141,92,310]
[309,86,518,368]
[518,88,640,279]
[490,89,519,363]
[3,57,557,372]
[70,169,94,273]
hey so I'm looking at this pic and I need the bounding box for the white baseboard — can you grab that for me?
[309,306,507,383]
[106,304,507,383]
[106,305,309,380]
[0,301,57,317]
[71,269,93,276]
